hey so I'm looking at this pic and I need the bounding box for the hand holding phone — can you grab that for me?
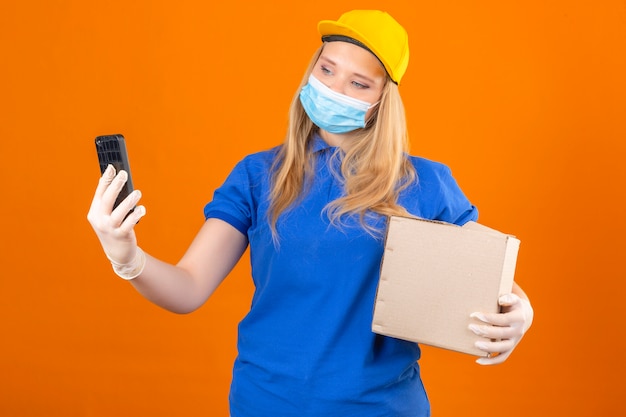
[89,134,145,279]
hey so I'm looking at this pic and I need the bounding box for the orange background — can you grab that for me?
[1,1,624,416]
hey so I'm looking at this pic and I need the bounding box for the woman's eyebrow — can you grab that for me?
[353,72,376,84]
[318,55,336,66]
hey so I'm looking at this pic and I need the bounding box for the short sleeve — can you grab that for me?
[402,157,479,226]
[204,159,254,236]
[435,164,479,226]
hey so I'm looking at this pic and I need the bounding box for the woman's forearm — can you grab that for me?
[128,253,216,314]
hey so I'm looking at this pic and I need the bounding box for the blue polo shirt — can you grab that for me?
[204,136,478,417]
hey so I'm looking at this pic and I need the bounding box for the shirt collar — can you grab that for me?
[310,133,337,153]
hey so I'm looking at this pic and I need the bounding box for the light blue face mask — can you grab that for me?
[299,74,378,134]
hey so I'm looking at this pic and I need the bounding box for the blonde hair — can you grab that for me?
[268,45,416,238]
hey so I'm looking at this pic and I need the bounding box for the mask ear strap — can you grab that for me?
[368,100,381,110]
[365,101,381,127]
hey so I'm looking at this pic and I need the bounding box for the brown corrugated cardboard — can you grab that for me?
[372,216,520,357]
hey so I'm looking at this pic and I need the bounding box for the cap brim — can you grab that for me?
[319,20,366,43]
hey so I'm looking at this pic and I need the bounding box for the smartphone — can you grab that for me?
[95,134,134,211]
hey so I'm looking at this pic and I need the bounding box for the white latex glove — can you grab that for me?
[87,164,147,279]
[469,293,534,365]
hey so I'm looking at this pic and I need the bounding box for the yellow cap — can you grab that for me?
[318,10,410,84]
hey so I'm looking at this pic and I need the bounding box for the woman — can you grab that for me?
[88,10,533,417]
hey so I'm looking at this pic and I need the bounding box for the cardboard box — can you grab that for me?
[372,216,520,357]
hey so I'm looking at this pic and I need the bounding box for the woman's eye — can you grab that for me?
[320,66,332,75]
[352,81,368,89]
